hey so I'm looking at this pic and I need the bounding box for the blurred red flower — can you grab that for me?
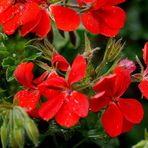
[138,42,148,99]
[0,0,80,37]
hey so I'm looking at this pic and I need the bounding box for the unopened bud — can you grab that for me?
[24,120,39,147]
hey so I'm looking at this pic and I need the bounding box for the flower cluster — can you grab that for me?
[0,0,126,37]
[13,48,146,137]
[14,54,89,127]
[0,0,148,147]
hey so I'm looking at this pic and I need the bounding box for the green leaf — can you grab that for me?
[6,66,15,82]
[2,57,15,68]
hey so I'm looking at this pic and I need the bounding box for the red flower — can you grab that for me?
[90,67,144,137]
[14,62,49,116]
[0,0,80,37]
[138,42,148,99]
[81,0,126,37]
[52,52,70,72]
[38,55,89,127]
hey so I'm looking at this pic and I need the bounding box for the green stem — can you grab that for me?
[95,60,107,76]
[53,135,59,148]
[72,138,88,148]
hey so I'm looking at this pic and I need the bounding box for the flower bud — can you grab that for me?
[0,116,8,148]
[24,120,39,147]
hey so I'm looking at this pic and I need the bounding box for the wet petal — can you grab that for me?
[39,92,65,121]
[68,55,86,85]
[14,89,40,112]
[50,5,80,31]
[118,98,144,124]
[90,91,111,112]
[82,6,126,37]
[69,91,89,117]
[55,102,80,128]
[14,62,34,88]
[102,103,123,137]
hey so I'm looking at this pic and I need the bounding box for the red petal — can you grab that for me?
[94,0,125,10]
[69,91,89,117]
[82,6,126,37]
[0,3,21,25]
[81,10,120,36]
[90,91,111,112]
[0,0,14,13]
[20,2,40,25]
[14,62,34,88]
[20,11,42,36]
[142,42,148,66]
[50,5,80,31]
[93,0,108,10]
[55,102,80,128]
[113,66,131,97]
[31,9,51,38]
[99,23,120,37]
[43,75,67,90]
[28,108,39,118]
[14,89,40,112]
[93,74,116,96]
[98,6,126,29]
[33,71,49,85]
[52,52,70,71]
[122,118,134,133]
[105,0,126,6]
[39,92,65,121]
[77,0,96,7]
[139,80,148,99]
[68,55,86,85]
[38,72,62,99]
[118,98,144,124]
[3,13,21,35]
[102,103,123,137]
[82,10,101,34]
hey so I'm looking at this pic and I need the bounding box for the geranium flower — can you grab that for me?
[81,0,126,37]
[138,42,148,99]
[38,55,89,127]
[90,66,144,137]
[0,0,80,38]
[14,62,49,116]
